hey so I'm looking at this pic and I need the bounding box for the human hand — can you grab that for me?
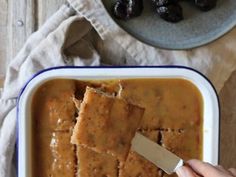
[176,159,236,177]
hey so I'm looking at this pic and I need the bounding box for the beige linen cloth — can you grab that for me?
[1,0,236,176]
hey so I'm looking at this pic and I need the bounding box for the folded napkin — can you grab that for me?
[1,1,236,176]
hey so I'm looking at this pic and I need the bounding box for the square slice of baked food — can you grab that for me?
[50,132,76,177]
[71,87,144,161]
[33,79,76,131]
[77,146,118,177]
[161,130,201,161]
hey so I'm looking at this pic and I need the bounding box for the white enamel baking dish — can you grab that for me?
[17,66,220,177]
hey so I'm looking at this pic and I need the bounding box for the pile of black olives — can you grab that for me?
[113,0,217,23]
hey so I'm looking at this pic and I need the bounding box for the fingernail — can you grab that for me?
[176,167,187,177]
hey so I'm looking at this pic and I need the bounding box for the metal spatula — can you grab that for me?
[131,132,184,174]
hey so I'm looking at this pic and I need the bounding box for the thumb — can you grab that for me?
[176,166,198,177]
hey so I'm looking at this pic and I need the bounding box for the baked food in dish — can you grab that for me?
[71,87,144,161]
[32,78,203,177]
[118,79,202,130]
[50,132,76,177]
[77,146,118,177]
[161,130,201,161]
[33,79,76,131]
[32,79,77,177]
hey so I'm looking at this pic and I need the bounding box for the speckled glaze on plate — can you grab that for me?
[102,0,236,49]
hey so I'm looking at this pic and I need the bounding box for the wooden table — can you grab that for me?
[0,0,235,169]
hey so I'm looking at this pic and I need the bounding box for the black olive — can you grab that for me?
[113,0,143,20]
[156,3,183,23]
[153,0,179,7]
[194,0,217,11]
[113,1,129,20]
[127,0,144,17]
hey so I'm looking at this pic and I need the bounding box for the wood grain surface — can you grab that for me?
[219,70,236,168]
[0,0,66,77]
[0,0,235,170]
[0,0,8,77]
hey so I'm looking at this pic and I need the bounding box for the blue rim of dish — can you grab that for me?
[16,65,221,175]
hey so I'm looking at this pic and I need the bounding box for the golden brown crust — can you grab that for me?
[161,130,201,161]
[50,132,76,177]
[71,87,145,161]
[77,146,118,177]
[36,79,76,131]
[32,80,77,177]
[119,131,162,177]
[119,79,202,129]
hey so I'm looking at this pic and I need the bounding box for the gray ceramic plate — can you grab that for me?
[102,0,236,49]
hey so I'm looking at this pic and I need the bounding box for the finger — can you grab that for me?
[215,165,228,173]
[176,166,198,177]
[187,159,220,177]
[215,165,235,176]
[228,168,236,176]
